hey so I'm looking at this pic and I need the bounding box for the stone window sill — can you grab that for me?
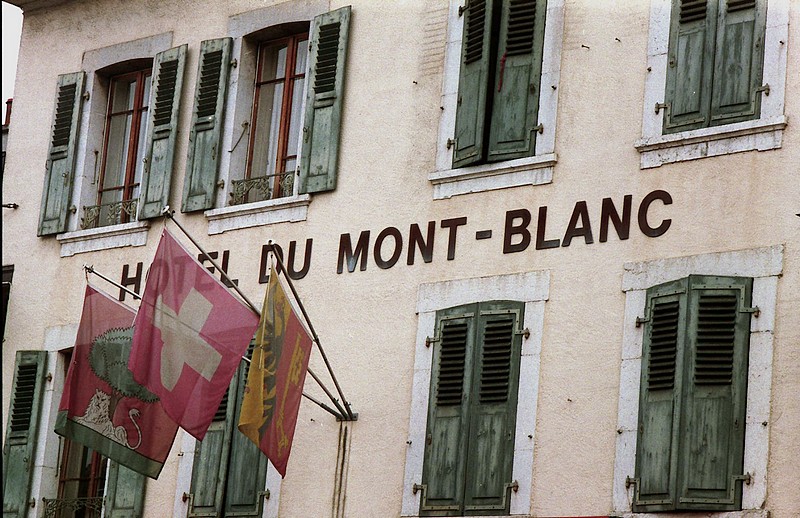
[56,221,150,257]
[635,116,787,169]
[428,153,556,200]
[204,195,311,235]
[620,511,768,518]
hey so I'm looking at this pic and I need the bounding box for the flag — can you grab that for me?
[238,262,313,477]
[55,285,178,479]
[129,228,259,440]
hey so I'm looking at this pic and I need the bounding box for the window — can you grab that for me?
[235,33,308,205]
[631,276,752,512]
[183,6,351,228]
[49,439,108,517]
[662,0,766,134]
[419,301,524,516]
[403,272,548,517]
[613,245,782,516]
[187,349,270,517]
[430,0,564,200]
[83,69,152,229]
[37,40,186,239]
[451,0,546,168]
[2,351,47,518]
[635,0,788,168]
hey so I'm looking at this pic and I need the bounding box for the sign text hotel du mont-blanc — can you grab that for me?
[115,190,673,299]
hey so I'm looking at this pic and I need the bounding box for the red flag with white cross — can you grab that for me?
[129,229,259,440]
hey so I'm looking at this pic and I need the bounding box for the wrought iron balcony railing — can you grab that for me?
[42,496,104,518]
[229,172,294,206]
[81,199,138,230]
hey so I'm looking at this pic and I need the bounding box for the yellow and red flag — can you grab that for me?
[238,262,313,477]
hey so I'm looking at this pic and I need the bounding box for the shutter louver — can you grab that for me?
[648,300,679,391]
[694,294,736,385]
[298,6,351,195]
[314,23,340,94]
[3,351,48,518]
[680,0,707,23]
[727,0,756,13]
[139,45,187,220]
[51,84,77,148]
[505,0,536,56]
[182,38,232,213]
[437,321,468,407]
[38,72,84,236]
[464,0,487,64]
[197,51,223,118]
[479,316,513,404]
[8,364,38,436]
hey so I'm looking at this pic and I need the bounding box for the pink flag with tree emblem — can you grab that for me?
[129,229,259,440]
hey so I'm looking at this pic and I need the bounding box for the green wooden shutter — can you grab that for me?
[298,6,351,194]
[38,72,84,236]
[188,373,239,517]
[138,45,187,220]
[182,38,232,212]
[224,350,269,517]
[463,302,523,513]
[2,351,47,518]
[709,0,766,125]
[420,306,476,516]
[677,275,751,511]
[452,0,494,168]
[487,0,546,162]
[104,461,146,518]
[633,279,688,512]
[663,0,717,133]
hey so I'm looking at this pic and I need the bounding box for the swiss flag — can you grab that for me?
[129,229,259,440]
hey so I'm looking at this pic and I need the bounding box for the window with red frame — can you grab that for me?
[240,33,308,204]
[54,438,108,518]
[93,69,151,227]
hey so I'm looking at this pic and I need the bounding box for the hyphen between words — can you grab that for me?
[116,190,672,296]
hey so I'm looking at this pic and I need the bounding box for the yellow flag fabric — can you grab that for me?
[238,263,313,476]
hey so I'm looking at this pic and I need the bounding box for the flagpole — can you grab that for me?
[83,265,141,300]
[302,392,346,420]
[271,248,357,421]
[161,207,261,315]
[306,367,349,419]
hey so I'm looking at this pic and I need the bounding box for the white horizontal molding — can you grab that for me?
[56,221,149,257]
[620,511,769,518]
[205,195,311,235]
[635,116,786,169]
[428,153,556,200]
[417,270,551,314]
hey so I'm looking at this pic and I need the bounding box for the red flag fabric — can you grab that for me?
[238,263,313,477]
[129,229,259,440]
[55,286,178,479]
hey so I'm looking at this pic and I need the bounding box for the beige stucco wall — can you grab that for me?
[3,0,798,517]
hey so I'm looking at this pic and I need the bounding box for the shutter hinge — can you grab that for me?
[425,336,440,348]
[230,58,238,68]
[515,328,531,339]
[756,83,770,96]
[68,205,77,214]
[635,316,649,327]
[29,498,36,508]
[655,102,669,114]
[182,492,191,503]
[533,123,544,134]
[509,480,519,492]
[216,179,225,188]
[458,2,469,16]
[742,306,760,317]
[82,91,90,101]
[446,137,456,150]
[412,483,424,494]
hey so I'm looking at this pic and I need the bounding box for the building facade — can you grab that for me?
[2,0,798,517]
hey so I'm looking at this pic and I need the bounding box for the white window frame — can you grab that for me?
[204,1,329,235]
[635,0,789,169]
[430,0,565,200]
[613,245,783,517]
[402,270,550,516]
